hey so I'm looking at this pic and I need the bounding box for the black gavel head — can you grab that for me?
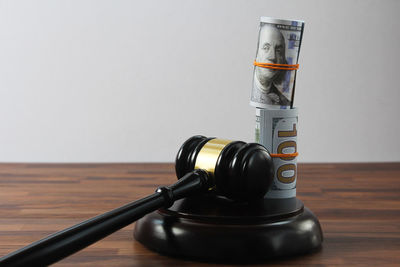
[175,135,274,201]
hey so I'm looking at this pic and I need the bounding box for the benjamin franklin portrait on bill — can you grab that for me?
[251,24,290,107]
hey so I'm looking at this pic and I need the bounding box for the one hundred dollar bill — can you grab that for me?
[250,17,304,109]
[257,108,298,198]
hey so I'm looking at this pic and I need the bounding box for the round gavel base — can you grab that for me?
[134,195,323,262]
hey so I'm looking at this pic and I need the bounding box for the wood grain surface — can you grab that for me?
[0,163,399,266]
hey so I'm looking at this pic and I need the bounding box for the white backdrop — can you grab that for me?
[1,0,399,162]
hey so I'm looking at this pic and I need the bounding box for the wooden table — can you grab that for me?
[0,163,399,266]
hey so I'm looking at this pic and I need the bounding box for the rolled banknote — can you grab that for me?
[250,17,304,109]
[257,108,298,198]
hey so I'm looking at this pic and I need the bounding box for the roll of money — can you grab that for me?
[257,108,298,198]
[250,17,304,109]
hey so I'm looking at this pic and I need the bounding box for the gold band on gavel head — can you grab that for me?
[194,138,232,177]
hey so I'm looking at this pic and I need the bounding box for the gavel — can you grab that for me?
[0,136,274,267]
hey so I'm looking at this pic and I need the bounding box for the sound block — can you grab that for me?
[134,194,323,262]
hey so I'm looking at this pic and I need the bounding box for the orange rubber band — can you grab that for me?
[270,152,299,158]
[254,61,299,70]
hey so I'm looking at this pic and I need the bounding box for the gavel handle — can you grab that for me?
[0,169,210,267]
